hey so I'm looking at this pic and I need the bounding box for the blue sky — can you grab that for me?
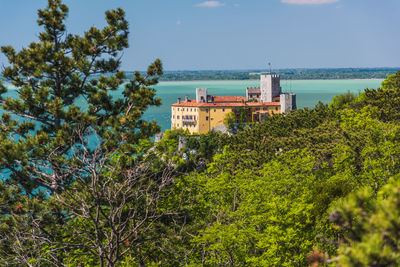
[0,0,399,70]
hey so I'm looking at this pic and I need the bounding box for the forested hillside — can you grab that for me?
[1,1,400,266]
[148,71,400,266]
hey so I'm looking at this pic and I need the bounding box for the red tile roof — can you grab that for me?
[171,98,280,107]
[246,102,280,106]
[213,96,247,102]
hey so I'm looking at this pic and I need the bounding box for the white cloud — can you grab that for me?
[176,20,182,25]
[195,1,225,7]
[281,0,339,5]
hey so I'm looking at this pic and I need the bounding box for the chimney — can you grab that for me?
[185,94,189,102]
[177,97,181,104]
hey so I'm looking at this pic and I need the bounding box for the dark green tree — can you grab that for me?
[0,0,162,195]
[354,71,400,122]
[0,0,175,266]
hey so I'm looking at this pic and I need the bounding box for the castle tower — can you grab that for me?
[280,93,297,113]
[196,88,207,103]
[260,74,282,102]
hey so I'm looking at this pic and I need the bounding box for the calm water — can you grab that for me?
[144,79,383,130]
[3,79,383,131]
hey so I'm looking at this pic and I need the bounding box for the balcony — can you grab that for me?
[182,115,197,126]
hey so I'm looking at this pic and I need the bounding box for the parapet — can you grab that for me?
[246,87,261,93]
[260,74,280,79]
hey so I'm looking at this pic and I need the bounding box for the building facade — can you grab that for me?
[171,74,296,134]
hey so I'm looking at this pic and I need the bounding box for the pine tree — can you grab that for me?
[0,1,174,265]
[0,0,162,194]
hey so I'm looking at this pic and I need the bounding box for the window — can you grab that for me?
[263,107,267,111]
[173,115,175,119]
[205,109,209,112]
[177,108,179,111]
[177,115,180,119]
[206,116,209,121]
[177,124,179,127]
[191,108,192,112]
[214,109,216,112]
[275,107,278,111]
[222,108,225,112]
[256,108,260,111]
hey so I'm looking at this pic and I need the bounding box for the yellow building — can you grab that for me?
[171,74,296,134]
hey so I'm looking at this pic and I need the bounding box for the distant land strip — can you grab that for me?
[1,68,398,83]
[129,67,399,81]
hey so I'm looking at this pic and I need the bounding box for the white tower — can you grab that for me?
[260,74,282,102]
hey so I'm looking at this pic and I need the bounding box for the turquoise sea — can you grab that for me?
[144,79,383,130]
[3,79,383,131]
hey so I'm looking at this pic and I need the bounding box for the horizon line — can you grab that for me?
[121,66,400,72]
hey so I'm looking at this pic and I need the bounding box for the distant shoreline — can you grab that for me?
[2,78,385,88]
[157,78,384,83]
[151,67,397,82]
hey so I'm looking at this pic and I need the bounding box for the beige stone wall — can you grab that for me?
[197,108,210,134]
[171,104,281,134]
[197,107,233,134]
[210,107,233,130]
[171,106,199,134]
[249,105,281,121]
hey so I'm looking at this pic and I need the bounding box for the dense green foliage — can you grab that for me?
[1,1,400,266]
[149,71,400,266]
